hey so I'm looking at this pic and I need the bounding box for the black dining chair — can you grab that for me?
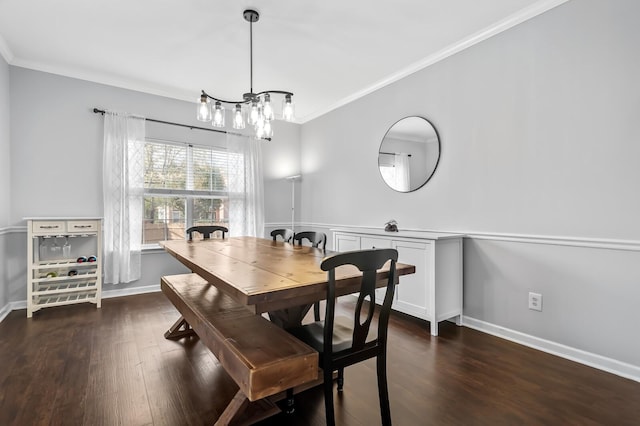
[287,248,398,426]
[270,228,294,243]
[293,231,327,320]
[292,231,327,251]
[186,225,228,240]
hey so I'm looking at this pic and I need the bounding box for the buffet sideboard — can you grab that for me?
[332,227,463,336]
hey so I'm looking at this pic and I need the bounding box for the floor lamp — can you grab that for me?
[286,175,301,233]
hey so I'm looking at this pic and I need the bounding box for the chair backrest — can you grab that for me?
[293,231,327,251]
[320,248,398,357]
[186,225,228,240]
[270,228,294,243]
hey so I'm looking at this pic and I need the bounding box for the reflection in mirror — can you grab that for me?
[378,116,440,192]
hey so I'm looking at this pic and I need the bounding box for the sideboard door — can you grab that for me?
[392,240,431,320]
[334,233,360,253]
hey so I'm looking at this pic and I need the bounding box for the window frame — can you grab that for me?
[142,138,230,249]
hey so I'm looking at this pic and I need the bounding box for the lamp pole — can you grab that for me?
[286,175,301,233]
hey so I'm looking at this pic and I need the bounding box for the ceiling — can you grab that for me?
[0,0,567,123]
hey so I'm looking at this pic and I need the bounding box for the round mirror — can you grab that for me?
[378,116,440,192]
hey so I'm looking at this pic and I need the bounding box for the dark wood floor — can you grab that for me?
[1,293,639,426]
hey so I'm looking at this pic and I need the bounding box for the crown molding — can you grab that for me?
[299,0,570,123]
[4,1,569,124]
[9,56,195,104]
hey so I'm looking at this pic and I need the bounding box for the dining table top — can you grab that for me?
[159,236,416,316]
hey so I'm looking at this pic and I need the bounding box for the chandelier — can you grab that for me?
[196,9,295,139]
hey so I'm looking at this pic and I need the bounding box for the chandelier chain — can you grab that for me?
[249,17,253,94]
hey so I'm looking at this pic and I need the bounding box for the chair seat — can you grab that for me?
[289,316,376,354]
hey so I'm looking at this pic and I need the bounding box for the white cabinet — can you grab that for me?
[26,218,103,318]
[333,228,463,336]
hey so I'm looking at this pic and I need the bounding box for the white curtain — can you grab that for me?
[379,153,411,191]
[227,133,264,237]
[394,153,411,192]
[102,111,145,284]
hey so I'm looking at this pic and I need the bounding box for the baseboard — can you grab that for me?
[0,285,161,323]
[0,300,27,322]
[462,316,640,383]
[102,284,161,299]
[0,302,11,322]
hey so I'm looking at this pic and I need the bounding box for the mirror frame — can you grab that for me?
[378,116,441,193]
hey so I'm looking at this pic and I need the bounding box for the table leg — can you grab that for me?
[267,304,313,329]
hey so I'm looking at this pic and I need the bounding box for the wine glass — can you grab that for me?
[39,237,49,262]
[63,237,71,259]
[49,237,62,260]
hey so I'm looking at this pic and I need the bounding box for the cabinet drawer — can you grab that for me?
[32,221,66,235]
[66,220,99,234]
[361,237,392,250]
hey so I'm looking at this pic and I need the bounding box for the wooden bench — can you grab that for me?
[161,273,319,425]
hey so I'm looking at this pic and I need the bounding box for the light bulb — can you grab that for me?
[232,104,245,129]
[248,99,260,125]
[263,120,273,138]
[282,94,295,122]
[255,124,265,140]
[255,113,265,130]
[212,101,225,128]
[262,93,274,120]
[196,95,212,122]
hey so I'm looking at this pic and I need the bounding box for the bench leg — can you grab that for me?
[284,388,295,414]
[215,390,280,426]
[213,370,332,425]
[164,316,196,340]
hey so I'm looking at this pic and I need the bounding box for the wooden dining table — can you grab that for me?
[159,236,415,425]
[160,236,416,328]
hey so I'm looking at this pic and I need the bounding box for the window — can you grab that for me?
[142,139,234,245]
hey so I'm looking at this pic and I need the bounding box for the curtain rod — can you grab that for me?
[93,108,271,141]
[380,151,412,157]
[92,108,226,134]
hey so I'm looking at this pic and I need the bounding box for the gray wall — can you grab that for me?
[0,52,9,311]
[298,0,640,372]
[6,67,300,300]
[262,117,302,228]
[301,0,640,237]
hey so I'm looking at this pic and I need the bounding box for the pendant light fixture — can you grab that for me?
[196,9,295,139]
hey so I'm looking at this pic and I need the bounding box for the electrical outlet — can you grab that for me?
[528,292,542,311]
